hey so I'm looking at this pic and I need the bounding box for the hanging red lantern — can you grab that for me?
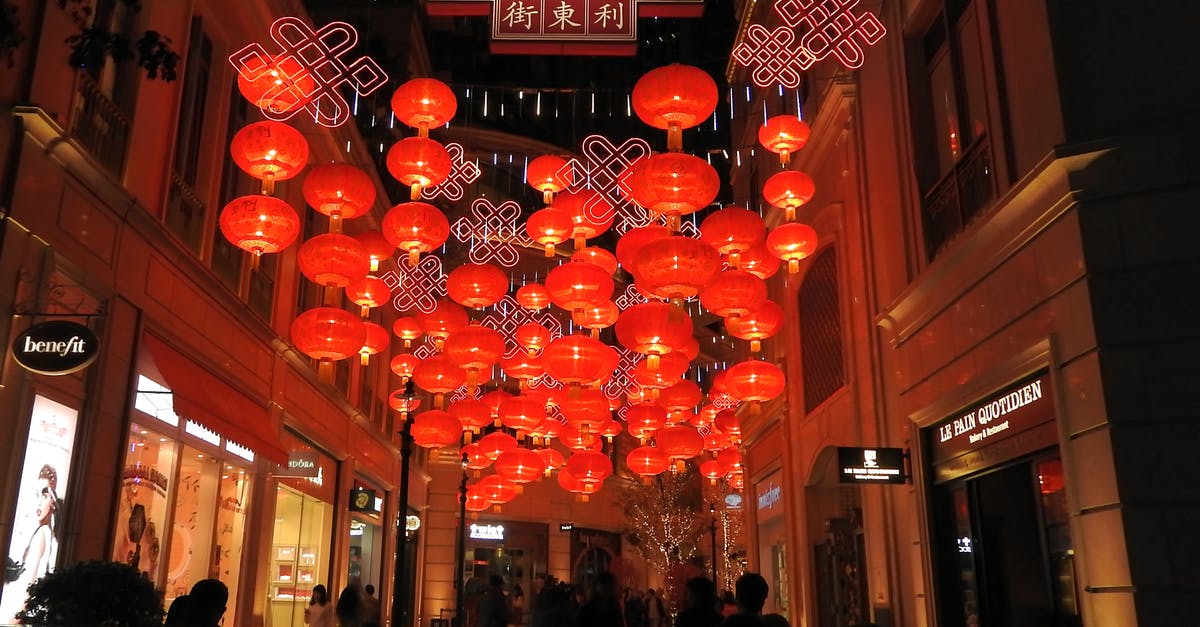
[494,448,546,485]
[558,388,612,434]
[571,247,618,275]
[464,485,491,511]
[290,307,365,362]
[677,335,700,362]
[627,446,669,477]
[346,275,390,317]
[297,233,371,288]
[531,414,564,444]
[615,224,671,271]
[615,302,694,370]
[545,261,614,313]
[555,189,614,249]
[557,466,596,498]
[658,380,702,418]
[514,322,553,356]
[500,352,545,388]
[758,115,811,165]
[740,242,782,279]
[729,471,745,490]
[230,121,309,194]
[462,443,493,471]
[541,335,618,387]
[766,222,819,274]
[390,353,419,382]
[354,231,393,273]
[717,447,743,471]
[498,396,548,438]
[447,263,509,309]
[601,420,622,442]
[477,474,518,507]
[410,409,463,449]
[572,301,619,338]
[632,63,718,151]
[537,447,565,475]
[516,283,551,311]
[714,409,741,442]
[387,390,421,419]
[693,404,720,429]
[623,153,719,229]
[412,354,466,408]
[558,424,607,451]
[527,155,572,204]
[699,270,768,319]
[302,164,376,225]
[218,195,300,261]
[763,170,816,221]
[699,206,767,267]
[725,359,786,414]
[625,404,668,442]
[237,54,314,114]
[391,77,457,136]
[565,449,613,487]
[414,298,469,349]
[656,425,704,463]
[700,459,728,484]
[477,431,519,460]
[358,321,390,366]
[526,207,574,257]
[443,324,505,390]
[449,398,493,434]
[634,351,690,389]
[702,427,731,452]
[392,317,424,348]
[726,299,783,352]
[382,201,451,267]
[630,236,722,304]
[386,136,453,200]
[481,390,515,421]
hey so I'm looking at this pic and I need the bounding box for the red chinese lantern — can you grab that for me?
[658,380,702,418]
[494,448,546,485]
[391,78,457,136]
[537,447,565,475]
[541,335,618,387]
[531,414,564,444]
[449,399,493,434]
[462,443,493,471]
[693,404,719,429]
[725,359,786,414]
[414,298,469,349]
[527,155,572,204]
[443,324,505,389]
[386,136,453,200]
[627,446,669,477]
[557,466,596,498]
[699,206,766,267]
[714,409,741,442]
[346,275,390,317]
[766,222,819,274]
[382,201,451,267]
[390,353,419,381]
[729,471,745,490]
[290,307,365,362]
[726,299,783,352]
[477,431,518,460]
[477,474,518,507]
[302,164,376,225]
[498,396,548,438]
[236,53,314,114]
[699,270,768,319]
[481,390,514,422]
[615,224,671,271]
[526,207,574,257]
[763,170,816,221]
[758,115,811,166]
[297,233,370,288]
[392,317,424,348]
[625,404,667,442]
[717,446,743,471]
[218,195,300,262]
[677,335,700,362]
[615,302,693,370]
[623,153,719,229]
[630,236,722,304]
[358,321,390,366]
[632,63,718,151]
[740,242,782,279]
[447,263,509,309]
[515,322,553,356]
[555,189,614,249]
[410,409,463,449]
[601,420,622,442]
[702,427,730,452]
[545,261,613,313]
[354,231,393,273]
[557,388,611,434]
[572,247,618,275]
[500,352,544,388]
[656,425,703,464]
[412,354,466,408]
[387,389,421,418]
[572,301,619,338]
[230,121,309,194]
[516,283,551,311]
[464,485,491,511]
[565,449,613,486]
[634,351,690,389]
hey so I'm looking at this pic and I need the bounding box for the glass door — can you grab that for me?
[268,484,333,627]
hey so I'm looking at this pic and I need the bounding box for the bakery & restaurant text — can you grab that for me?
[938,379,1044,444]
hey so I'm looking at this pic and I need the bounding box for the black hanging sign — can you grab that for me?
[11,320,100,375]
[837,447,908,484]
[350,488,378,512]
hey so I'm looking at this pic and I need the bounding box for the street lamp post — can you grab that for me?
[453,454,468,627]
[392,382,416,627]
[709,504,718,584]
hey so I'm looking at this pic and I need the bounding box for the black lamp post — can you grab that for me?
[453,453,469,627]
[709,504,718,584]
[392,382,415,627]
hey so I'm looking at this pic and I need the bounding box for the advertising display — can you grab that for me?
[1,395,79,623]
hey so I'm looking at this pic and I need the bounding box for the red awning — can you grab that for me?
[145,334,287,464]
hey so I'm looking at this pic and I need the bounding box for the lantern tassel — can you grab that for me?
[543,190,554,205]
[779,150,790,167]
[360,352,370,366]
[360,305,370,318]
[751,339,762,353]
[727,252,741,269]
[647,353,660,371]
[410,182,422,200]
[544,243,555,257]
[667,122,682,152]
[418,122,430,138]
[788,259,801,274]
[574,233,586,250]
[261,172,276,196]
[785,206,796,221]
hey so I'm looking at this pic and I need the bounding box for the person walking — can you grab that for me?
[336,585,363,627]
[187,579,229,627]
[578,572,623,627]
[675,577,722,627]
[305,585,334,627]
[720,573,769,627]
[361,584,381,627]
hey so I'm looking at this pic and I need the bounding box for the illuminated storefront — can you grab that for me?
[753,471,788,619]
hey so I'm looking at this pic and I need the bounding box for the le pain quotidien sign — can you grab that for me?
[10,320,100,376]
[929,372,1053,465]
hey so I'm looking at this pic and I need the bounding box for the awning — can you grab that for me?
[145,333,287,464]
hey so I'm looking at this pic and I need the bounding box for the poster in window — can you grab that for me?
[0,395,79,623]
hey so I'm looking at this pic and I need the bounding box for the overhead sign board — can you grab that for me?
[349,488,378,513]
[929,373,1053,464]
[11,320,100,375]
[837,447,907,484]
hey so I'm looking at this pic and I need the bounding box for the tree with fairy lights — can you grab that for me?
[618,467,705,613]
[706,480,747,593]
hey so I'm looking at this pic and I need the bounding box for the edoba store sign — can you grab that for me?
[11,321,99,375]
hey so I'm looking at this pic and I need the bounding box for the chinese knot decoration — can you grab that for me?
[731,0,886,88]
[560,134,654,234]
[380,254,447,314]
[422,143,483,202]
[451,198,533,267]
[230,17,389,127]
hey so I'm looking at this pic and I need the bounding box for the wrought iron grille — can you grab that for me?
[68,71,130,179]
[921,135,994,261]
[800,247,845,412]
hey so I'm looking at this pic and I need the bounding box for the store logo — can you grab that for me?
[470,524,505,540]
[11,320,99,375]
[756,485,781,510]
[350,488,378,513]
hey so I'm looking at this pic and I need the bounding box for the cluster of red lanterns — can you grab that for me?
[759,115,820,274]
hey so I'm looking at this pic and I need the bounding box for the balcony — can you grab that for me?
[921,135,995,261]
[68,71,130,180]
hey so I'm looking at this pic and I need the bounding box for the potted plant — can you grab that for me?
[16,559,164,627]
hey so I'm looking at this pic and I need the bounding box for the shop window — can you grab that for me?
[910,0,998,260]
[165,18,212,255]
[754,472,788,619]
[799,247,844,412]
[270,430,337,627]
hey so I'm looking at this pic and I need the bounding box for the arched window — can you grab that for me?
[800,247,845,412]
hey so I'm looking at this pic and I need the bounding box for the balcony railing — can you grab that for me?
[165,170,207,254]
[68,71,131,179]
[921,135,995,261]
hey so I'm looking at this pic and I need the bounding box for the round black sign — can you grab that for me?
[11,320,100,376]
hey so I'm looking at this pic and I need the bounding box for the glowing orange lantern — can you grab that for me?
[392,317,424,348]
[414,298,469,349]
[500,352,544,387]
[763,170,816,221]
[515,322,553,355]
[358,321,390,365]
[766,222,819,274]
[391,78,457,136]
[699,270,768,319]
[218,195,300,262]
[630,236,722,304]
[537,447,565,475]
[443,324,505,390]
[463,443,493,471]
[478,431,518,460]
[477,474,518,507]
[758,115,811,165]
[623,153,719,229]
[516,283,551,311]
[565,449,613,487]
[412,354,466,408]
[387,390,421,419]
[354,231,393,273]
[615,224,671,271]
[527,155,572,204]
[702,427,730,452]
[726,299,783,352]
[297,233,370,288]
[481,390,514,422]
[464,485,491,511]
[572,247,618,275]
[541,335,618,387]
[346,275,390,317]
[634,351,690,389]
[555,189,614,249]
[237,54,314,114]
[714,409,741,442]
[545,261,613,313]
[449,398,493,434]
[717,447,743,471]
[557,466,596,498]
[740,243,782,279]
[699,206,766,267]
[725,359,786,414]
[230,121,308,194]
[615,302,693,370]
[656,425,703,465]
[526,207,574,257]
[625,405,667,442]
[572,301,619,338]
[290,307,365,362]
[658,380,702,418]
[700,459,727,484]
[632,63,718,151]
[627,446,669,477]
[558,388,611,434]
[382,201,451,267]
[302,164,376,225]
[447,263,509,309]
[390,353,419,382]
[494,448,546,485]
[498,396,548,438]
[410,409,463,449]
[386,136,453,200]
